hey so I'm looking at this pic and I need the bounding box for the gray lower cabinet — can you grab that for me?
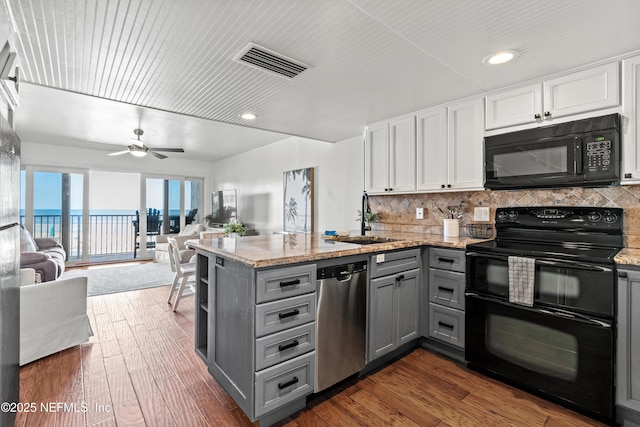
[196,252,316,424]
[617,267,640,422]
[368,249,421,362]
[427,247,465,350]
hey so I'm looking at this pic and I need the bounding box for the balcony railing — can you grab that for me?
[22,214,149,261]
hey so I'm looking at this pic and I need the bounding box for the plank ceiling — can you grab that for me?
[5,0,640,161]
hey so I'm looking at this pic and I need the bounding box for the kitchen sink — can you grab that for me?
[332,236,400,245]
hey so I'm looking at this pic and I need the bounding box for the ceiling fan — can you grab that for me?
[108,129,185,159]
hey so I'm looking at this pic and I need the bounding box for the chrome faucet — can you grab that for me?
[361,190,370,236]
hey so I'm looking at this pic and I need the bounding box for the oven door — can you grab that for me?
[465,292,614,422]
[485,136,583,189]
[466,251,614,317]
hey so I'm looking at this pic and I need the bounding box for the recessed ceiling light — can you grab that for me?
[483,50,519,65]
[240,112,257,120]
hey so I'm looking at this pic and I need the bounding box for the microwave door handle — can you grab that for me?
[574,137,583,174]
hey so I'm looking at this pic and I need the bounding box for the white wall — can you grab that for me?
[211,135,364,234]
[21,140,214,211]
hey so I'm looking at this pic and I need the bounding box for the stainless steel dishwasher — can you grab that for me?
[315,260,367,392]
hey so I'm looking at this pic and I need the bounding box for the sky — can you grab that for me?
[22,170,189,213]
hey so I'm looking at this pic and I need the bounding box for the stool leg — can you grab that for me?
[172,275,189,312]
[167,274,179,304]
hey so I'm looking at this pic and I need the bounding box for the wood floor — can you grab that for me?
[17,283,607,427]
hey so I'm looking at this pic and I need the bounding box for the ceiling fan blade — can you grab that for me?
[148,150,168,159]
[108,150,130,156]
[150,147,185,153]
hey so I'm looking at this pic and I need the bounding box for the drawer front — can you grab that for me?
[429,247,465,273]
[255,323,316,371]
[369,248,421,279]
[254,352,315,417]
[428,303,465,349]
[256,293,316,338]
[256,264,317,303]
[428,268,465,310]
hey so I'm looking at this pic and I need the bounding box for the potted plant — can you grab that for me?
[224,218,247,237]
[356,210,380,231]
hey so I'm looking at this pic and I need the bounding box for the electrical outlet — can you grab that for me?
[416,207,424,220]
[474,207,490,222]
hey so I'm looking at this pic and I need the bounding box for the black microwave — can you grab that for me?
[484,114,620,190]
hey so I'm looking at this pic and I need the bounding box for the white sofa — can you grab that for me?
[154,223,203,263]
[19,268,93,365]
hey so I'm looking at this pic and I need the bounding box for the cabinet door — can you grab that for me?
[447,98,484,190]
[388,116,416,192]
[417,107,448,191]
[396,268,420,346]
[364,123,389,194]
[617,269,640,412]
[543,62,619,119]
[485,83,542,129]
[368,275,397,362]
[622,55,640,183]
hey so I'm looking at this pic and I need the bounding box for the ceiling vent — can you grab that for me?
[234,43,309,79]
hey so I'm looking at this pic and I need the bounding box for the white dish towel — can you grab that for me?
[508,256,535,307]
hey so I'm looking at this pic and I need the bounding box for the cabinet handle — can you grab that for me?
[438,257,455,264]
[438,321,454,329]
[625,173,633,179]
[278,309,300,319]
[278,339,300,352]
[395,274,405,282]
[447,184,451,188]
[438,286,454,293]
[544,111,551,117]
[441,184,445,189]
[280,279,301,287]
[619,272,628,278]
[534,114,541,119]
[278,376,299,390]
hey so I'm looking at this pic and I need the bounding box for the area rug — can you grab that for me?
[64,262,190,297]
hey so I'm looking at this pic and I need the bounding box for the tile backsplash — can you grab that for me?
[369,186,640,248]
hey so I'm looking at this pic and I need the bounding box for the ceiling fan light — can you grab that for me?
[130,149,147,157]
[483,49,519,65]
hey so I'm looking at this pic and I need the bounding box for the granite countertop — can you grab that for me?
[614,248,640,266]
[187,231,484,268]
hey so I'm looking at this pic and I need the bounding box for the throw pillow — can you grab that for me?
[19,225,38,252]
[179,223,203,236]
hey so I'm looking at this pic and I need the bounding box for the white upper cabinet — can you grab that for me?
[486,62,620,130]
[485,84,542,130]
[447,98,484,190]
[416,98,484,192]
[365,115,416,194]
[417,107,448,191]
[622,54,640,183]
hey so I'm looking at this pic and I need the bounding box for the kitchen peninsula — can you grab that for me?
[187,232,479,426]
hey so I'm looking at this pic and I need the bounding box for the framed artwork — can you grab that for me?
[283,167,314,233]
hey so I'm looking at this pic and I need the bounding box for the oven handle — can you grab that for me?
[465,251,613,273]
[465,292,612,328]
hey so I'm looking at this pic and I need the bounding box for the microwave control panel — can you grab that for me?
[585,136,612,173]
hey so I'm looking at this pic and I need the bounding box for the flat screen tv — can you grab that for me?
[211,189,237,226]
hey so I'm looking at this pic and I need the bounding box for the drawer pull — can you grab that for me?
[438,257,455,264]
[438,286,454,293]
[278,309,300,319]
[438,321,454,329]
[278,339,299,352]
[278,376,299,390]
[280,279,301,287]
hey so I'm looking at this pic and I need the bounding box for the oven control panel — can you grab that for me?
[495,207,622,229]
